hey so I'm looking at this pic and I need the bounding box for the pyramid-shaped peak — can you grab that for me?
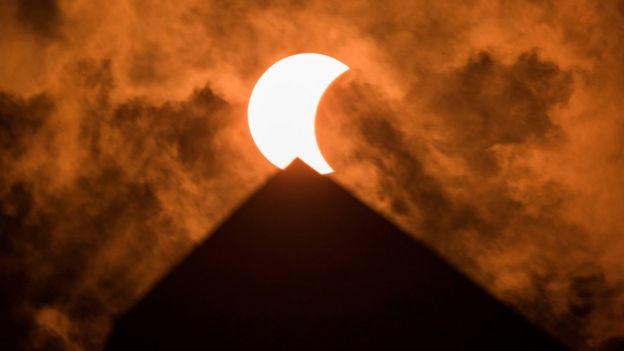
[283,158,318,174]
[267,158,330,187]
[105,161,567,350]
[248,158,352,213]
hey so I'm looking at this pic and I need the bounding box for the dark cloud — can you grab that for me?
[0,93,53,161]
[428,51,572,175]
[0,92,56,350]
[15,0,62,39]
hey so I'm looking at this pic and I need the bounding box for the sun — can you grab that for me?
[247,53,349,174]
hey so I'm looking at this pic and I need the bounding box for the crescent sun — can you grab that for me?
[248,53,349,174]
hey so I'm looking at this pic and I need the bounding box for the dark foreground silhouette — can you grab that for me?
[105,159,567,350]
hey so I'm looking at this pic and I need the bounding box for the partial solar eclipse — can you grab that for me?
[248,53,349,174]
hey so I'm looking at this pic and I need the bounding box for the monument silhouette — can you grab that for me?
[105,159,567,350]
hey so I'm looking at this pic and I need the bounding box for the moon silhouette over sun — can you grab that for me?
[248,53,349,174]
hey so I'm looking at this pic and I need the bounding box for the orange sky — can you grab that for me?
[1,1,624,350]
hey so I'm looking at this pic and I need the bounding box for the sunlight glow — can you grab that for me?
[248,53,349,174]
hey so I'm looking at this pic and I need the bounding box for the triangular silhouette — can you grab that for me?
[105,159,566,350]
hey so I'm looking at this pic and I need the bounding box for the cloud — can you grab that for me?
[15,0,62,39]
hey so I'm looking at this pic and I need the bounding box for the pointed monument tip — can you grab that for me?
[283,158,322,175]
[265,157,337,192]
